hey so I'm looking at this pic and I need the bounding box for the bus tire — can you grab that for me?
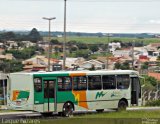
[62,102,74,117]
[96,109,104,113]
[41,112,53,117]
[118,100,127,111]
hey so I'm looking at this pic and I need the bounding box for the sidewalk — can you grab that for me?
[127,106,160,111]
[0,111,33,116]
[0,105,7,110]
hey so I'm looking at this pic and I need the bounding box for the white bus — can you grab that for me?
[7,70,142,116]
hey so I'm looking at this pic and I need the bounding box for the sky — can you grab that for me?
[0,0,160,33]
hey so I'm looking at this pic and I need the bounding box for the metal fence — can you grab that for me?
[142,90,160,105]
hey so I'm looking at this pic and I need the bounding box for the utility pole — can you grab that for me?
[42,17,56,71]
[132,40,135,70]
[105,33,110,69]
[63,0,67,70]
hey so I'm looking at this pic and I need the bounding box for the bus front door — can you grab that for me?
[131,77,141,105]
[43,79,56,112]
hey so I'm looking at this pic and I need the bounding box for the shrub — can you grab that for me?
[146,100,160,106]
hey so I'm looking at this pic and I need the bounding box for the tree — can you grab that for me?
[28,28,42,43]
[50,39,60,45]
[75,50,90,59]
[89,64,95,71]
[0,60,23,73]
[89,44,99,53]
[114,62,121,69]
[76,42,88,50]
[114,61,130,70]
[157,56,160,61]
[5,46,38,60]
[141,62,149,70]
[142,75,158,91]
[0,31,16,42]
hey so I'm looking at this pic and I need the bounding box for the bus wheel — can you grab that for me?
[41,112,53,117]
[118,100,127,111]
[62,102,74,117]
[96,109,104,113]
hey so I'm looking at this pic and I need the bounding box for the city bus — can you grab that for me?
[7,70,142,116]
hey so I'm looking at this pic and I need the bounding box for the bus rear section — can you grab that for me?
[7,73,34,110]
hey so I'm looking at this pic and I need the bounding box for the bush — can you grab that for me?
[146,100,160,106]
[0,100,4,105]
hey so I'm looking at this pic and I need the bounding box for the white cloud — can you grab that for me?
[149,19,160,24]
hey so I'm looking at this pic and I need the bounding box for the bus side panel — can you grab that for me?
[7,74,34,111]
[86,89,131,110]
[56,90,89,112]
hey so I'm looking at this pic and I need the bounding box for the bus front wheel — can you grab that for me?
[118,100,127,111]
[62,102,74,117]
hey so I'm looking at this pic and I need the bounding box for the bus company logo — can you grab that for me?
[111,91,121,98]
[95,91,107,99]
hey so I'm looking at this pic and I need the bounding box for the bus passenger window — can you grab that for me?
[117,75,130,89]
[73,76,87,90]
[34,78,42,92]
[88,76,101,90]
[58,77,72,91]
[102,75,116,89]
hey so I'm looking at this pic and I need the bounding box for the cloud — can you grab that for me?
[149,19,160,24]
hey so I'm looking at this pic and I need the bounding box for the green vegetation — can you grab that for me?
[48,36,160,45]
[141,75,158,91]
[146,100,160,106]
[40,111,160,124]
[74,110,160,118]
[114,61,131,70]
[0,60,23,73]
[0,28,42,42]
[5,46,44,60]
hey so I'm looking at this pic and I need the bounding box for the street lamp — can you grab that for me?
[63,0,67,70]
[42,17,56,71]
[105,33,110,69]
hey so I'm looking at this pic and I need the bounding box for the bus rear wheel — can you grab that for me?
[62,102,74,117]
[118,100,127,111]
[96,109,104,113]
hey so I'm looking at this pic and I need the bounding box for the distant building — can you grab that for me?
[59,57,85,69]
[22,55,60,71]
[80,59,104,70]
[113,50,132,57]
[0,54,14,60]
[21,41,36,48]
[108,42,121,52]
[6,41,18,49]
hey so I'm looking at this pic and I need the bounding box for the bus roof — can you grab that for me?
[10,70,139,76]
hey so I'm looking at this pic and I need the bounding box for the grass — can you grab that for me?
[44,36,160,45]
[39,110,160,124]
[1,110,160,124]
[74,110,160,118]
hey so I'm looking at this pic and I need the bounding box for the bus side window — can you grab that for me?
[88,75,101,90]
[117,75,130,89]
[73,76,87,90]
[58,77,72,91]
[34,78,42,92]
[102,75,116,89]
